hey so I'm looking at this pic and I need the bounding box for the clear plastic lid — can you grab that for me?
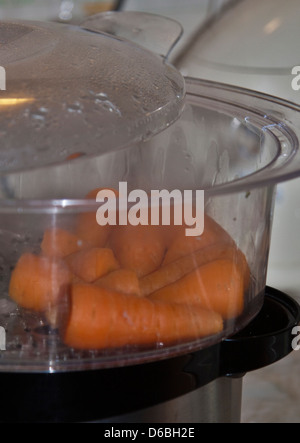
[0,12,185,173]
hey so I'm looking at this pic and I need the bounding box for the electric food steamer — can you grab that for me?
[0,12,300,423]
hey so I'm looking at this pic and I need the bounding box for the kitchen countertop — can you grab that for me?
[241,340,300,423]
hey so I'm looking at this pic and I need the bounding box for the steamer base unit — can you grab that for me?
[0,286,299,423]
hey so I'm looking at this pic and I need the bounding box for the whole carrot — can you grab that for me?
[95,269,141,297]
[148,259,245,319]
[163,214,234,265]
[9,253,71,312]
[65,247,120,283]
[62,283,223,350]
[140,242,250,297]
[109,223,166,278]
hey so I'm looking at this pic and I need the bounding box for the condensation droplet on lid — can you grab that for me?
[66,101,83,114]
[89,90,108,100]
[95,99,121,116]
[31,113,45,121]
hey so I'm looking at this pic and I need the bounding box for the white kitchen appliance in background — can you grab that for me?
[123,0,233,60]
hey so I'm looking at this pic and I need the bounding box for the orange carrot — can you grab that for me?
[140,242,250,297]
[149,259,244,319]
[66,152,85,160]
[62,283,223,350]
[163,214,234,265]
[76,187,118,248]
[95,269,141,297]
[109,224,166,278]
[9,253,71,312]
[65,247,119,283]
[71,274,86,284]
[41,227,87,258]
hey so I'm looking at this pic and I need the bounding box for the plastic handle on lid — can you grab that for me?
[81,11,183,60]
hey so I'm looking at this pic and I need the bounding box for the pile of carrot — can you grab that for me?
[8,188,250,351]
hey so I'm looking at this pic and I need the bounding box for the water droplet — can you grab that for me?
[66,101,83,114]
[94,99,121,116]
[32,113,45,121]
